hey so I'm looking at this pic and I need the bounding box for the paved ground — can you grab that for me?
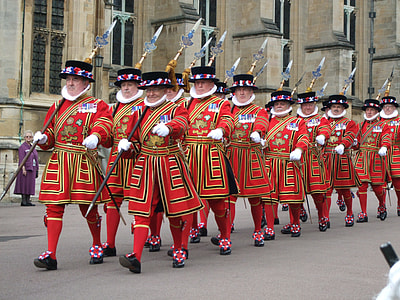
[1,191,399,300]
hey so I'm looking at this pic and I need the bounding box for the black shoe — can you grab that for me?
[103,245,116,257]
[220,248,231,255]
[319,224,328,232]
[119,254,141,273]
[149,243,161,252]
[345,214,354,227]
[291,231,301,237]
[211,236,220,246]
[254,239,265,247]
[190,236,200,243]
[300,212,308,223]
[327,221,331,228]
[281,225,291,234]
[339,204,346,212]
[199,227,208,236]
[167,248,173,257]
[27,202,36,206]
[231,224,235,233]
[21,202,29,206]
[274,218,280,225]
[34,257,57,270]
[397,208,400,217]
[90,256,103,264]
[282,205,289,211]
[356,216,368,223]
[379,211,387,221]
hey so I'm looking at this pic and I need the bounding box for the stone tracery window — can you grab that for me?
[31,0,65,95]
[112,0,135,66]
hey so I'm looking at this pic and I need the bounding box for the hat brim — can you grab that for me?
[114,79,141,87]
[327,103,349,109]
[189,77,219,83]
[267,99,295,107]
[138,83,174,90]
[59,73,95,83]
[380,103,399,107]
[230,86,258,91]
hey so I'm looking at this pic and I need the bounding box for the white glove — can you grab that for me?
[33,131,47,144]
[289,148,302,161]
[207,128,224,140]
[352,138,358,146]
[118,138,131,152]
[152,123,170,137]
[82,134,99,149]
[260,139,266,147]
[250,131,261,143]
[335,144,345,155]
[378,146,387,157]
[315,135,325,146]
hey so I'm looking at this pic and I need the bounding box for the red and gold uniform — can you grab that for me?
[354,99,391,222]
[185,65,236,255]
[102,68,144,256]
[323,95,358,226]
[262,90,309,238]
[379,95,400,216]
[296,92,331,231]
[39,96,112,204]
[34,60,113,270]
[119,71,203,272]
[225,74,271,246]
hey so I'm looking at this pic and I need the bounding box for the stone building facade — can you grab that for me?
[0,0,399,201]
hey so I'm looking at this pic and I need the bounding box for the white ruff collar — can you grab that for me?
[144,94,167,107]
[271,106,292,118]
[327,109,346,119]
[297,106,318,118]
[380,109,399,119]
[232,94,255,107]
[116,89,143,104]
[167,89,184,103]
[364,112,380,121]
[61,84,91,101]
[190,85,217,99]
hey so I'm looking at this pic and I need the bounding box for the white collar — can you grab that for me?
[61,84,91,101]
[232,94,255,107]
[167,89,184,103]
[327,109,346,119]
[363,112,380,121]
[297,106,318,118]
[116,89,143,104]
[380,109,399,119]
[144,94,167,107]
[190,85,217,99]
[271,106,292,118]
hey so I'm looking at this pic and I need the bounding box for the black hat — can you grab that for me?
[380,96,399,107]
[59,60,95,82]
[114,68,142,87]
[215,81,229,94]
[321,100,330,111]
[229,74,258,91]
[267,90,294,107]
[327,94,349,109]
[175,73,185,87]
[138,72,174,89]
[189,66,219,82]
[297,92,318,104]
[362,99,381,111]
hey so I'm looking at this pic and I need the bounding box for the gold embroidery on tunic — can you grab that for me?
[60,125,78,142]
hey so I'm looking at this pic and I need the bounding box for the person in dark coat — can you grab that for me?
[14,130,39,206]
